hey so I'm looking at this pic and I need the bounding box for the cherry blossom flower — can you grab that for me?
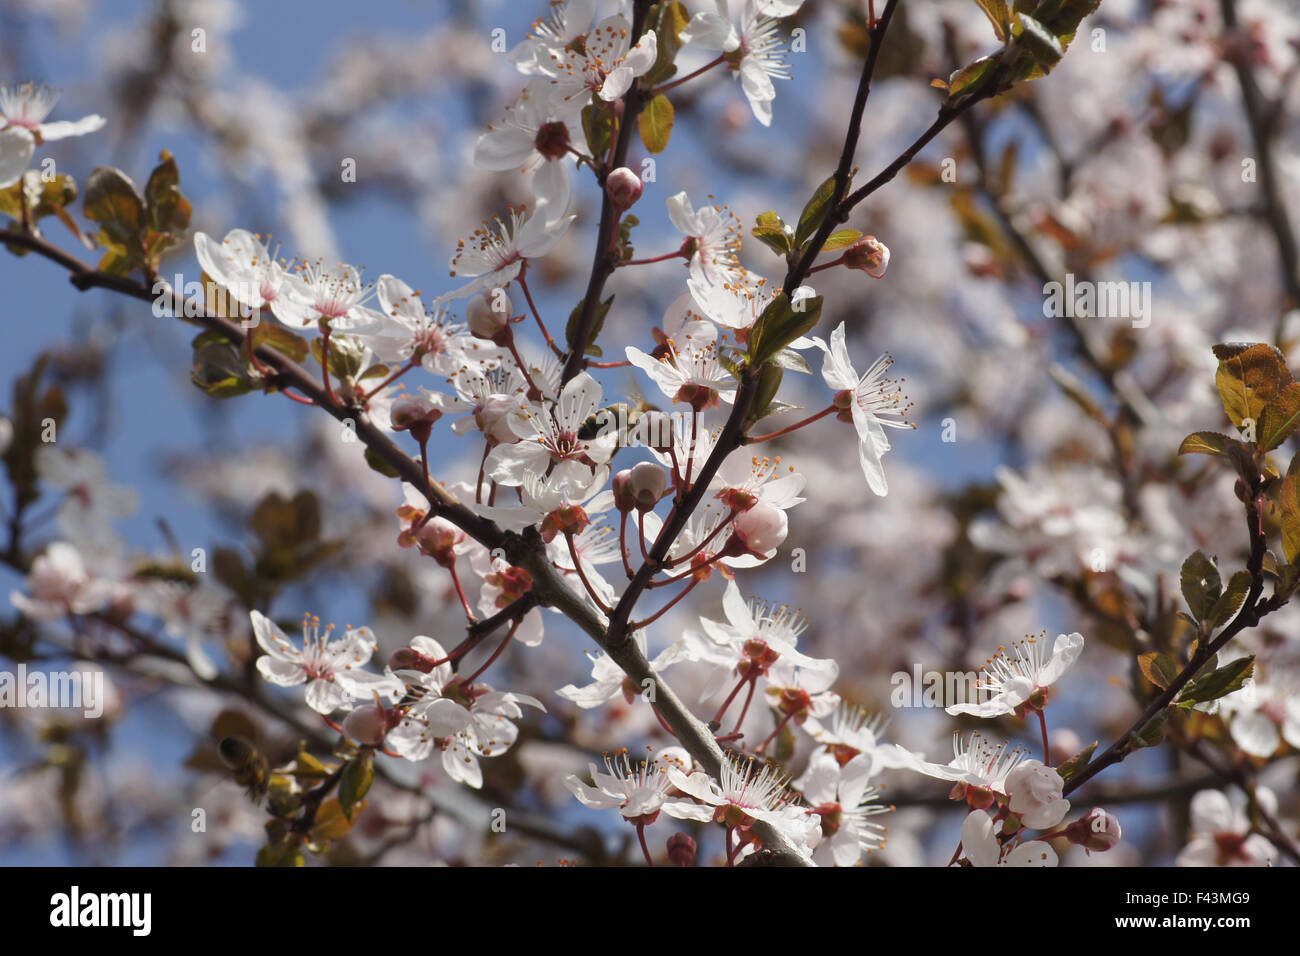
[473,78,583,218]
[0,82,105,145]
[446,205,575,299]
[681,580,837,700]
[193,229,288,320]
[626,337,738,409]
[666,191,742,285]
[250,610,399,715]
[366,274,476,375]
[536,12,658,105]
[797,752,891,866]
[680,1,798,126]
[810,321,914,496]
[663,756,793,828]
[709,450,806,514]
[485,371,617,492]
[35,446,139,541]
[557,630,683,708]
[271,258,386,332]
[564,748,678,823]
[390,636,545,788]
[9,542,114,621]
[946,631,1085,718]
[894,731,1027,796]
[960,810,1058,867]
[510,0,597,76]
[0,127,35,189]
[1220,667,1300,758]
[1176,789,1279,867]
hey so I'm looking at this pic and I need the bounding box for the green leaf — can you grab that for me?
[144,149,192,236]
[1180,551,1221,622]
[771,348,812,374]
[1177,655,1255,707]
[1177,431,1230,457]
[1257,382,1300,450]
[795,175,837,249]
[1014,13,1064,71]
[747,292,824,368]
[339,751,374,820]
[752,210,793,256]
[1131,709,1170,748]
[1208,570,1252,627]
[253,323,309,364]
[748,363,784,423]
[1054,741,1097,781]
[642,0,691,86]
[1137,651,1180,691]
[972,0,1012,40]
[947,55,999,98]
[566,294,615,357]
[1214,342,1292,432]
[364,445,400,478]
[581,103,613,160]
[638,94,675,154]
[1281,452,1300,564]
[83,166,146,275]
[821,228,863,251]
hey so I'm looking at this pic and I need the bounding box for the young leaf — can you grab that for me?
[1179,551,1221,622]
[638,94,675,154]
[1177,431,1230,457]
[1137,651,1179,691]
[1177,656,1255,707]
[821,228,863,251]
[1280,451,1300,564]
[752,211,793,256]
[1256,382,1300,450]
[1207,570,1252,627]
[972,0,1012,41]
[1053,740,1098,781]
[795,175,837,249]
[748,292,824,367]
[1214,342,1291,431]
[339,751,374,820]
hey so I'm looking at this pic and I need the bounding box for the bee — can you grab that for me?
[218,735,270,802]
[578,376,659,445]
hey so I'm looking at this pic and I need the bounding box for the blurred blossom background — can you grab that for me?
[1,0,1298,866]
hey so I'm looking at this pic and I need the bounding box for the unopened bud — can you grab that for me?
[605,166,643,211]
[731,502,788,555]
[628,461,667,512]
[467,288,512,340]
[666,832,697,867]
[844,235,890,278]
[390,394,443,441]
[342,704,390,746]
[612,469,636,512]
[1065,807,1122,852]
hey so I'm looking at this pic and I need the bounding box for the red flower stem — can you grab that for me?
[517,265,563,358]
[652,55,726,94]
[565,532,612,614]
[629,576,699,630]
[636,822,655,867]
[745,405,837,444]
[462,618,520,684]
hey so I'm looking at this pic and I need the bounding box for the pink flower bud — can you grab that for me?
[467,288,512,340]
[667,832,697,867]
[1065,807,1122,851]
[342,704,390,746]
[732,502,787,554]
[628,461,667,512]
[844,235,890,278]
[612,469,636,512]
[605,166,643,212]
[476,395,521,445]
[389,394,443,442]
